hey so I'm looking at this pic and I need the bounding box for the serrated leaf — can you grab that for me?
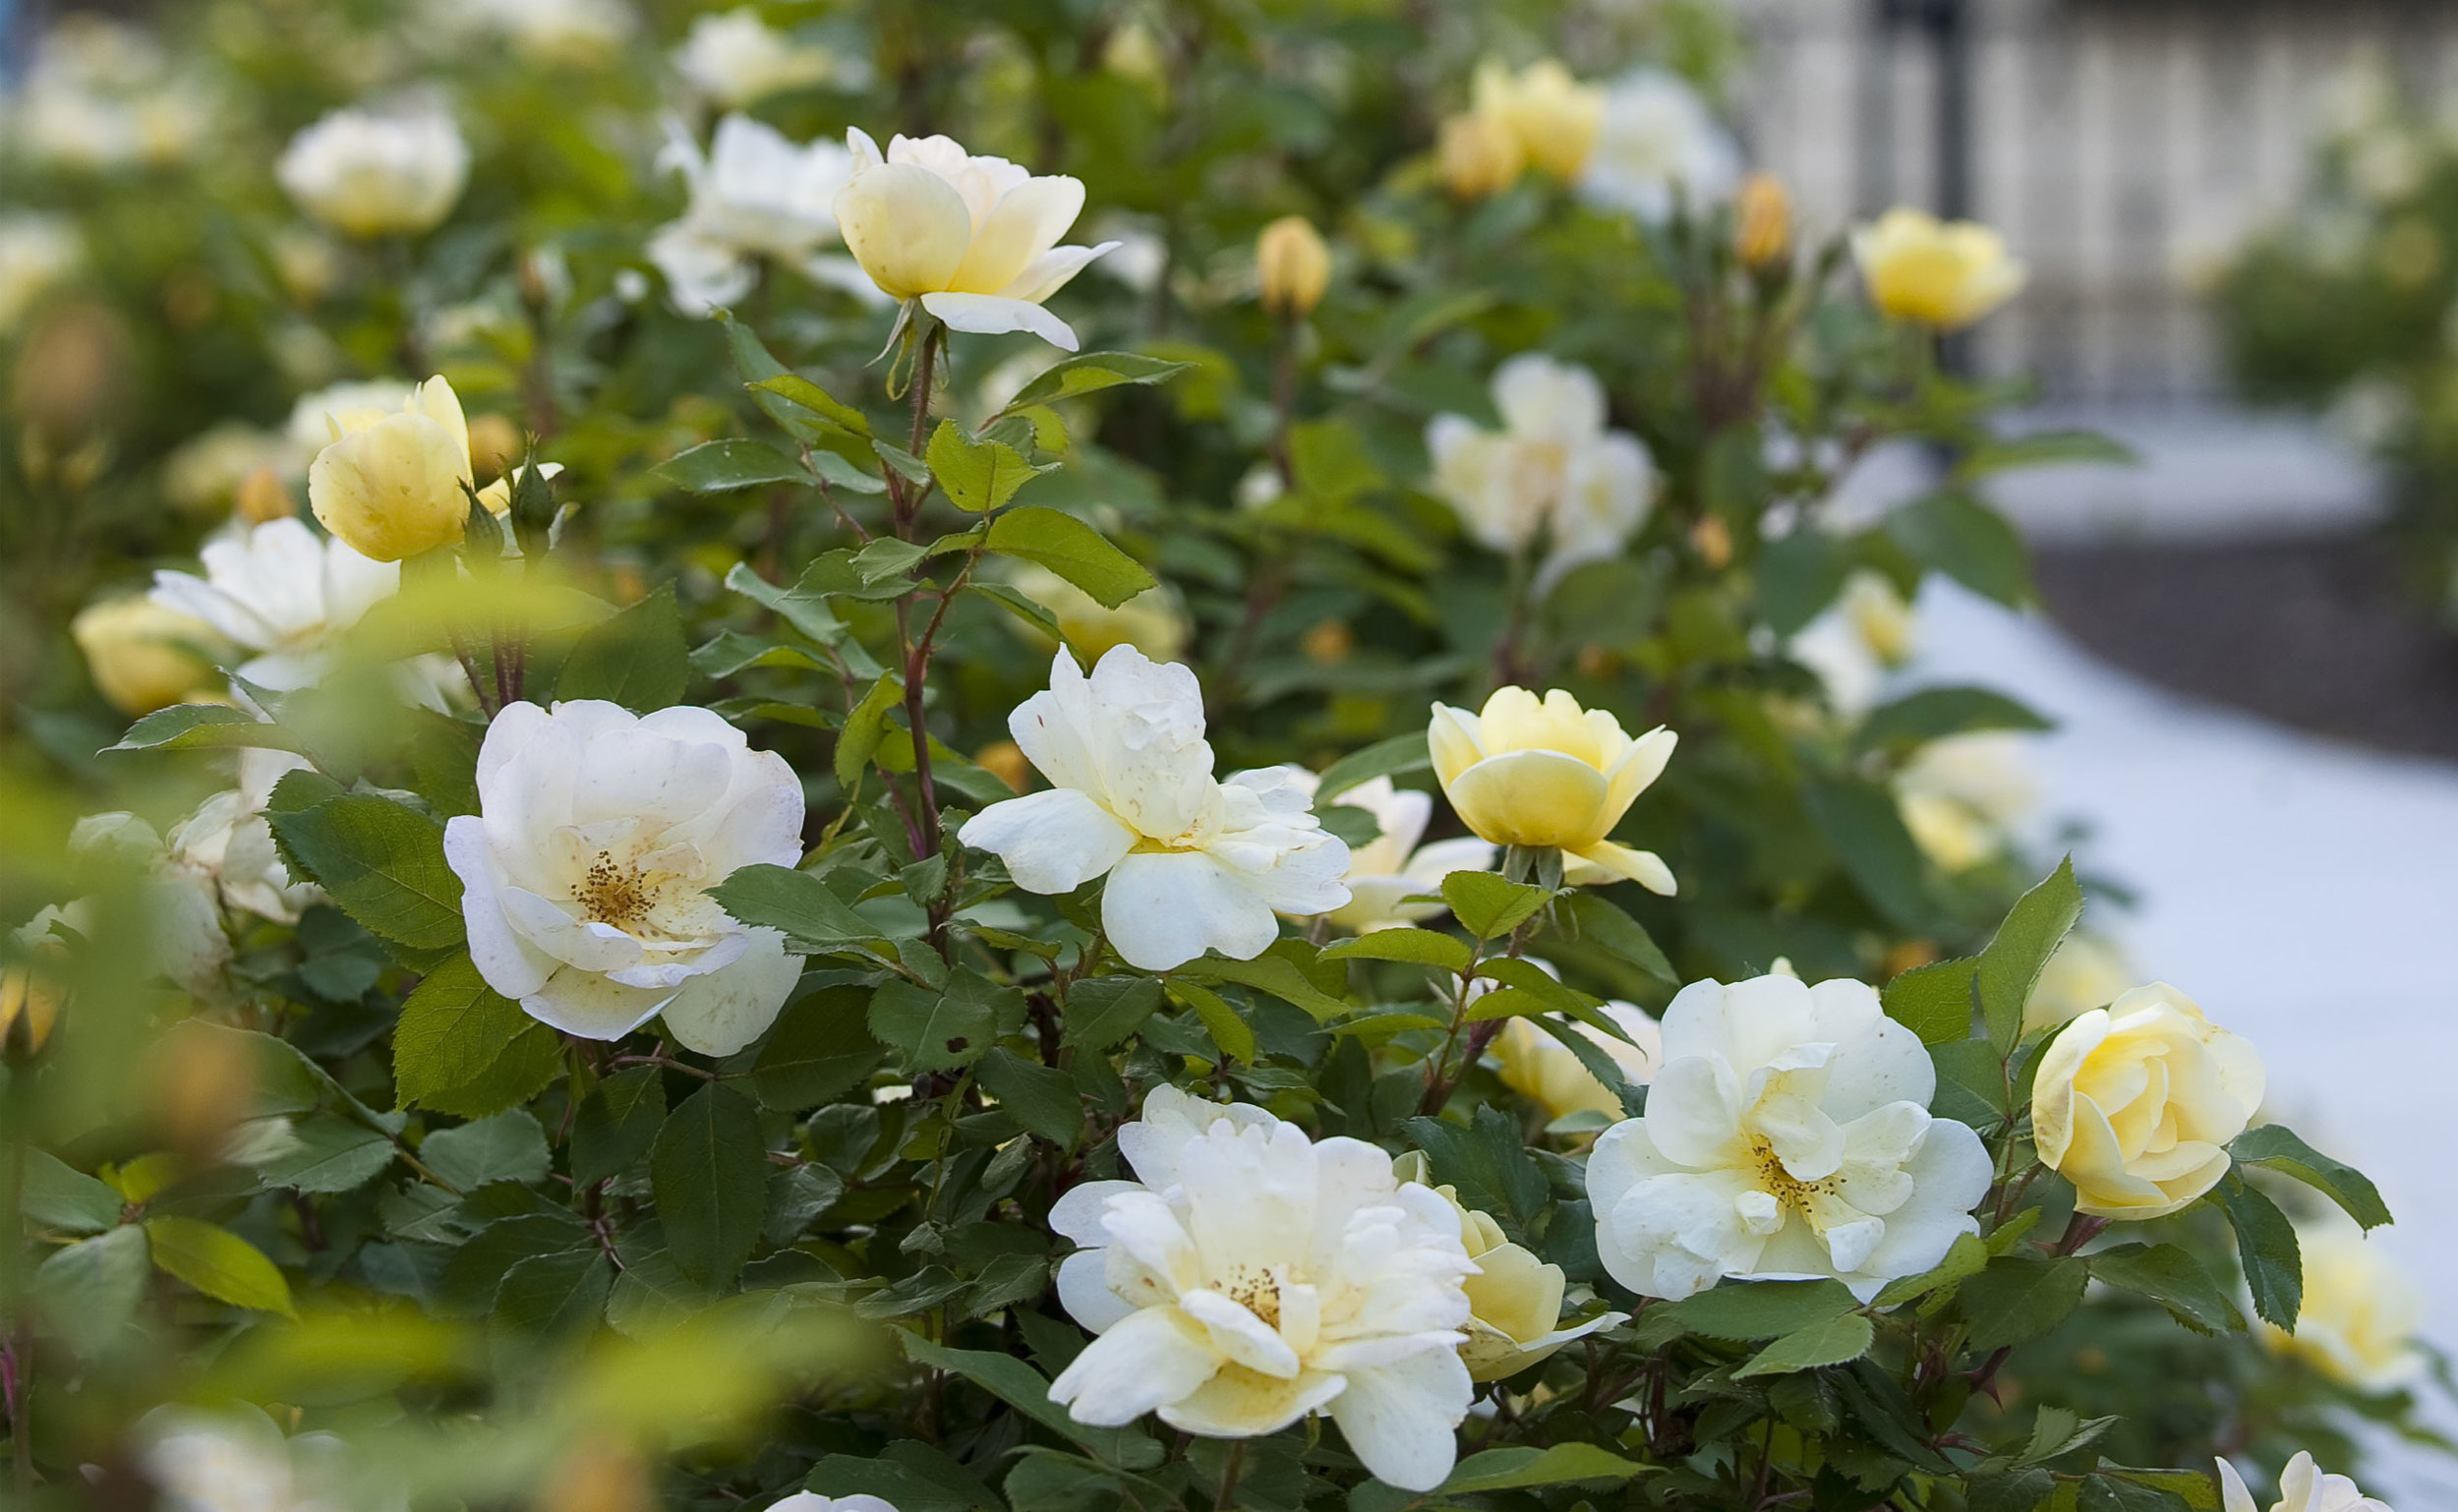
[1061,977,1161,1051]
[144,1217,296,1317]
[1173,953,1347,1021]
[870,971,1015,1073]
[1558,893,1677,984]
[241,1114,395,1193]
[1872,1231,1989,1308]
[926,420,1042,512]
[107,704,309,756]
[1400,1106,1548,1245]
[651,1082,769,1288]
[984,506,1155,609]
[493,1248,614,1340]
[1959,1254,2087,1348]
[266,789,464,950]
[1320,929,1471,972]
[420,1110,551,1191]
[2087,1243,2244,1334]
[999,351,1191,413]
[836,673,904,790]
[976,1049,1082,1146]
[392,951,562,1115]
[2214,1170,2302,1328]
[1438,1443,1650,1493]
[1737,1312,1876,1376]
[656,438,810,493]
[2229,1124,2392,1230]
[752,985,884,1110]
[556,585,688,711]
[571,1066,668,1186]
[1976,856,2083,1052]
[710,865,894,959]
[1883,956,1979,1046]
[1662,1279,1860,1341]
[1168,981,1255,1064]
[1440,871,1550,940]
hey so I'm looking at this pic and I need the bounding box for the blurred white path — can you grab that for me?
[1912,581,2458,1500]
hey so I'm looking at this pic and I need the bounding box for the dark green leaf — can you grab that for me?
[651,1082,770,1288]
[1871,1231,1989,1309]
[751,985,884,1111]
[1168,981,1255,1064]
[1736,1312,1876,1376]
[556,585,688,711]
[1558,893,1676,984]
[976,1048,1083,1147]
[1967,1469,2058,1512]
[1802,776,1932,931]
[1858,687,2052,753]
[2078,1475,2193,1512]
[1883,956,1978,1045]
[571,1067,668,1187]
[392,952,563,1116]
[1400,1106,1548,1245]
[1757,531,1852,637]
[242,1114,395,1193]
[1888,491,2033,607]
[2214,1170,2303,1328]
[2229,1124,2392,1231]
[723,561,846,645]
[1437,1444,1650,1493]
[1663,1279,1860,1342]
[901,1332,1162,1469]
[1976,856,2083,1052]
[1060,977,1161,1051]
[493,1248,614,1340]
[870,971,1019,1073]
[1173,954,1348,1020]
[2087,1244,2244,1334]
[710,865,893,959]
[1958,1254,2087,1349]
[984,507,1156,610]
[266,787,463,950]
[420,1110,551,1191]
[810,1442,1002,1512]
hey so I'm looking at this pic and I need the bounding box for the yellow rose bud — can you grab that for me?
[2030,983,2265,1220]
[233,465,296,524]
[0,949,65,1065]
[71,596,225,714]
[1852,206,2027,330]
[1472,60,1604,181]
[1393,1154,1623,1380]
[473,462,563,520]
[1437,111,1524,202]
[1734,172,1793,269]
[2258,1220,2425,1392]
[306,375,476,561]
[1429,686,1677,893]
[467,412,523,483]
[1256,214,1332,319]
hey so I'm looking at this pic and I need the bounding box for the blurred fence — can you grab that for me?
[1738,0,2458,402]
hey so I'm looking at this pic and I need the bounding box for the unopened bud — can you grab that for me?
[234,465,296,524]
[1734,172,1793,270]
[1437,112,1523,202]
[467,412,523,484]
[1688,514,1733,570]
[1256,216,1332,319]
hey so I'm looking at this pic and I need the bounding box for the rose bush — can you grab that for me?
[0,3,2439,1512]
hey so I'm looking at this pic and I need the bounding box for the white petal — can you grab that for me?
[957,788,1136,894]
[1102,848,1282,970]
[918,291,1082,350]
[1046,1307,1223,1425]
[1056,1249,1138,1334]
[443,816,555,998]
[1325,1348,1472,1492]
[658,929,802,1056]
[522,963,671,1040]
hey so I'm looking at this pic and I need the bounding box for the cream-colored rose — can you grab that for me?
[1734,173,1792,268]
[1493,999,1661,1122]
[1256,215,1331,318]
[1436,112,1523,201]
[1896,730,2033,873]
[1472,61,1602,181]
[2258,1218,2425,1392]
[276,104,469,239]
[306,375,475,561]
[1392,1153,1624,1381]
[2021,934,2131,1035]
[2218,1452,2392,1512]
[1852,207,2026,331]
[72,596,225,714]
[2030,984,2265,1220]
[674,8,837,108]
[1429,686,1676,893]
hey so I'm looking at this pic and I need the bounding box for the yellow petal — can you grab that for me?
[834,162,974,299]
[1444,749,1609,849]
[949,175,1084,296]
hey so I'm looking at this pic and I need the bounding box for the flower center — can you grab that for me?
[1750,1136,1843,1230]
[575,851,655,931]
[1219,1263,1282,1329]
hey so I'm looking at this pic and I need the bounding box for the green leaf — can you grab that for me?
[1976,856,2084,1052]
[144,1216,296,1317]
[242,1114,395,1193]
[1558,893,1676,984]
[1441,871,1551,941]
[1527,1015,1647,1118]
[1400,1106,1548,1245]
[33,1226,149,1357]
[493,1248,614,1340]
[1802,775,1932,931]
[1736,1312,1876,1376]
[1967,1470,2058,1512]
[748,373,872,437]
[420,1110,551,1191]
[21,1150,124,1233]
[1060,977,1161,1051]
[1313,732,1433,801]
[2086,1244,2243,1335]
[926,420,1043,512]
[2214,1170,2303,1327]
[2078,1476,2194,1512]
[1954,429,2136,482]
[1958,1254,2087,1349]
[107,704,309,755]
[999,351,1191,413]
[901,1332,1162,1469]
[556,584,688,711]
[2101,1470,2221,1512]
[1173,954,1348,1021]
[392,952,563,1115]
[1883,956,1979,1046]
[571,1066,668,1186]
[836,674,905,790]
[266,786,464,950]
[1662,1279,1860,1341]
[1757,531,1852,637]
[976,1049,1083,1147]
[709,865,893,959]
[751,986,885,1111]
[2229,1124,2392,1230]
[971,581,1065,639]
[1888,491,2033,607]
[1437,1444,1650,1493]
[1872,1231,1989,1308]
[810,1442,1002,1512]
[1169,981,1255,1064]
[1320,929,1471,973]
[651,1082,769,1288]
[984,506,1156,610]
[1858,687,2053,753]
[870,971,1019,1073]
[656,438,810,493]
[723,560,847,645]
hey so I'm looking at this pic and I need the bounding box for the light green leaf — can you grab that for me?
[1313,732,1433,801]
[1883,956,1979,1046]
[266,785,464,951]
[926,420,1043,512]
[1168,981,1255,1064]
[984,506,1155,610]
[241,1114,396,1193]
[144,1217,296,1317]
[999,351,1191,413]
[21,1149,124,1233]
[34,1226,149,1357]
[748,373,872,437]
[392,951,563,1116]
[1440,871,1551,941]
[836,674,904,791]
[1976,855,2084,1052]
[1736,1312,1876,1376]
[1319,929,1471,973]
[722,560,847,644]
[1558,893,1677,985]
[107,704,310,756]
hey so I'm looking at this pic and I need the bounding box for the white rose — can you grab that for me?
[1586,973,1992,1301]
[0,213,81,335]
[276,103,470,239]
[673,9,838,108]
[2218,1453,2392,1512]
[957,647,1350,971]
[1272,771,1494,933]
[442,700,807,1055]
[648,115,871,315]
[148,518,402,695]
[1048,1086,1477,1491]
[167,748,320,925]
[1426,354,1656,593]
[1577,68,1742,223]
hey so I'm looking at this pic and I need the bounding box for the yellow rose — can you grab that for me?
[1733,172,1792,269]
[1256,214,1331,319]
[2030,983,2265,1220]
[71,596,225,714]
[1429,686,1677,894]
[1437,111,1524,201]
[1472,60,1603,182]
[2259,1220,2425,1392]
[1493,1000,1661,1122]
[1852,207,2027,330]
[306,376,475,562]
[1392,1154,1623,1380]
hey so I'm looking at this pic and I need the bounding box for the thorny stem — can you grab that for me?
[893,323,948,878]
